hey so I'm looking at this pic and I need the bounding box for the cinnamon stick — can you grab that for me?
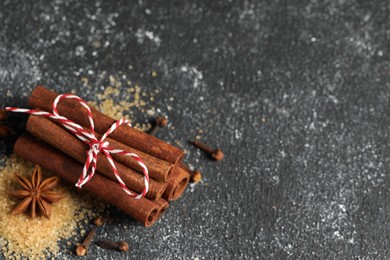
[162,166,190,201]
[101,136,173,182]
[14,134,160,226]
[40,114,173,182]
[28,86,185,165]
[26,115,166,200]
[154,198,169,220]
[53,122,173,182]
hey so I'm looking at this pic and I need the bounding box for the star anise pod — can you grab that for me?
[0,108,15,137]
[7,164,64,219]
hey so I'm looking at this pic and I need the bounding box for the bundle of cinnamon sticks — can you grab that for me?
[13,86,190,226]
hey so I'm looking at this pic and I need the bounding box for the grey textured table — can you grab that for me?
[1,0,390,259]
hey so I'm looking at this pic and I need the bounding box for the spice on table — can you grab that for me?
[14,134,161,226]
[11,86,190,227]
[189,140,224,161]
[103,136,174,182]
[147,115,168,135]
[26,115,167,200]
[95,240,129,252]
[190,170,202,183]
[76,227,97,256]
[93,215,115,227]
[7,164,64,219]
[163,166,190,201]
[181,164,202,184]
[154,197,169,219]
[0,156,106,259]
[29,86,185,165]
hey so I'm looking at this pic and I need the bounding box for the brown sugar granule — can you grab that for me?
[0,156,105,259]
[88,76,156,131]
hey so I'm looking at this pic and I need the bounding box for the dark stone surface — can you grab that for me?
[1,0,390,259]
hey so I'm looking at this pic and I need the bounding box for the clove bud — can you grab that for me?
[148,116,168,135]
[189,140,224,161]
[190,170,202,183]
[75,228,96,256]
[95,240,129,252]
[93,215,115,227]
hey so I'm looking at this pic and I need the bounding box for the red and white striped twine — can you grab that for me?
[6,94,149,199]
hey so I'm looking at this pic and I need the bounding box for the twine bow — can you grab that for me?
[6,94,149,199]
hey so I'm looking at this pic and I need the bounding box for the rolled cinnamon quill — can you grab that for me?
[60,127,173,182]
[29,86,185,165]
[162,166,190,201]
[26,115,166,200]
[154,198,169,220]
[102,136,173,182]
[39,115,173,182]
[14,134,160,226]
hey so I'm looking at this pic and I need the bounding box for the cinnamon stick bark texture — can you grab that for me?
[55,123,173,182]
[162,166,190,201]
[29,86,185,165]
[26,115,167,200]
[154,198,169,220]
[14,134,160,227]
[102,136,173,182]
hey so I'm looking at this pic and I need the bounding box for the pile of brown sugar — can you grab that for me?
[0,156,106,259]
[86,74,158,131]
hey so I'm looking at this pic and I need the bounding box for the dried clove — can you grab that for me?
[148,116,168,135]
[93,215,115,227]
[180,164,202,184]
[95,240,129,252]
[75,228,96,256]
[190,170,202,183]
[189,140,224,161]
